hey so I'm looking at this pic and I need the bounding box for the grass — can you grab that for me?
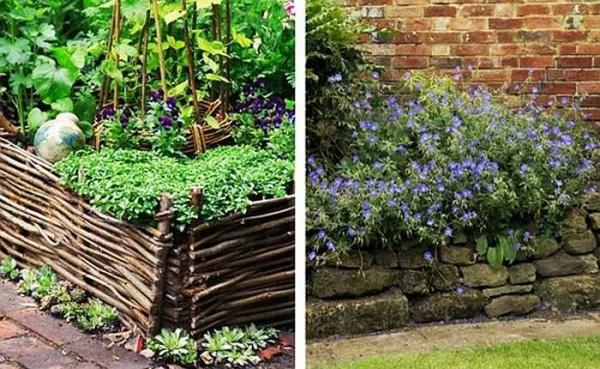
[315,336,600,369]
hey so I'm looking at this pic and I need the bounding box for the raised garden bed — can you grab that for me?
[0,136,294,338]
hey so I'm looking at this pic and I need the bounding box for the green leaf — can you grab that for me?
[164,9,186,24]
[32,63,77,101]
[196,37,227,56]
[52,47,86,72]
[233,31,252,48]
[79,121,94,138]
[475,235,488,255]
[167,36,185,50]
[74,92,97,124]
[1,38,30,65]
[27,108,48,133]
[486,246,504,270]
[204,116,220,129]
[115,43,138,60]
[499,235,517,264]
[196,0,221,8]
[100,59,123,82]
[206,73,228,83]
[168,81,188,97]
[122,0,150,25]
[51,97,74,112]
[35,24,56,49]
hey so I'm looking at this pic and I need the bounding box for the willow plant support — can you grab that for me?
[94,0,235,154]
[0,137,295,338]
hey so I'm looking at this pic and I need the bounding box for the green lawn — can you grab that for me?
[315,336,600,369]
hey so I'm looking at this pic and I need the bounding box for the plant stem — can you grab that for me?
[151,0,168,98]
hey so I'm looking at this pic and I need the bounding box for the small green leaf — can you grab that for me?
[164,9,186,24]
[196,0,221,8]
[204,115,220,129]
[51,97,74,112]
[486,246,504,270]
[475,235,488,255]
[499,235,517,264]
[206,73,228,83]
[197,37,227,56]
[27,108,48,133]
[168,81,188,96]
[233,31,252,48]
[79,121,94,138]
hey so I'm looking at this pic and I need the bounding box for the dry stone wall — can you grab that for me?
[307,195,600,339]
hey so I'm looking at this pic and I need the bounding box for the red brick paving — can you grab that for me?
[0,281,151,369]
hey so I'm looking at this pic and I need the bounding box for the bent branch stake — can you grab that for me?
[0,138,295,338]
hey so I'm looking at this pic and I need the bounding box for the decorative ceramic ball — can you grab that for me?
[34,116,85,163]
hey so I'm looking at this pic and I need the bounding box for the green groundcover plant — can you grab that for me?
[308,71,599,267]
[55,145,294,230]
[0,257,118,333]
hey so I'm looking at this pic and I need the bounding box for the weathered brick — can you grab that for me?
[557,57,593,68]
[489,18,523,30]
[0,320,26,341]
[396,44,431,56]
[579,83,600,94]
[525,17,562,30]
[392,56,429,68]
[565,70,600,81]
[7,308,84,346]
[518,5,550,17]
[552,31,588,42]
[422,32,461,44]
[463,31,496,44]
[424,5,457,17]
[553,4,590,16]
[520,56,555,68]
[0,337,75,368]
[454,44,488,56]
[578,44,600,55]
[64,336,150,369]
[461,5,494,17]
[541,83,576,95]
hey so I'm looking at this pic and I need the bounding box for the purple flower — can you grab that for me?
[120,113,129,127]
[317,230,326,239]
[150,89,164,102]
[444,227,454,237]
[371,71,380,80]
[284,0,295,16]
[326,240,335,251]
[160,115,172,128]
[456,285,465,295]
[308,251,317,260]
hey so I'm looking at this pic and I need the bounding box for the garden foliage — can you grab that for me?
[55,145,294,230]
[0,258,118,332]
[307,72,599,266]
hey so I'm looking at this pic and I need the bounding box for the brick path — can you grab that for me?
[0,281,152,369]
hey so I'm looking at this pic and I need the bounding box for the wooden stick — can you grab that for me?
[151,0,168,96]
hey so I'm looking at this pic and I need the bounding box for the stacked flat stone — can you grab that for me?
[307,197,600,339]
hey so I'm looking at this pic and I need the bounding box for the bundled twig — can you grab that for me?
[0,137,295,338]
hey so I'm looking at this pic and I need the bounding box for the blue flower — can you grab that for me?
[328,73,343,84]
[423,251,433,262]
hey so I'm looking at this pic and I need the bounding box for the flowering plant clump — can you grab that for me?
[97,90,188,156]
[232,79,295,160]
[307,71,599,267]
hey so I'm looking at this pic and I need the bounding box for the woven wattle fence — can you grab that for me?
[0,137,295,338]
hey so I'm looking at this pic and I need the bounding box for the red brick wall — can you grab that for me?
[347,0,600,126]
